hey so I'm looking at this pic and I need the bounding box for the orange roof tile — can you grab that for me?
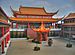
[10,17,59,22]
[11,6,58,16]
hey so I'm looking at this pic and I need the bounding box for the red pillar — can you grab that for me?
[7,27,10,43]
[11,22,13,28]
[6,27,8,43]
[28,22,30,28]
[6,28,8,43]
[6,35,8,43]
[45,32,48,41]
[8,32,10,41]
[9,27,10,41]
[7,35,9,43]
[40,32,42,43]
[5,27,7,47]
[1,27,5,54]
[16,23,18,28]
[8,27,10,41]
[8,27,9,41]
[2,40,5,54]
[5,38,7,47]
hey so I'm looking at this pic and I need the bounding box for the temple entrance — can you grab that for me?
[10,6,61,40]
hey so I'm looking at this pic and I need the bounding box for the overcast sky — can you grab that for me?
[0,0,75,18]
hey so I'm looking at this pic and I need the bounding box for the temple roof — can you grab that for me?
[10,17,62,22]
[0,7,8,19]
[65,13,75,19]
[0,7,7,23]
[11,6,58,16]
[0,7,10,27]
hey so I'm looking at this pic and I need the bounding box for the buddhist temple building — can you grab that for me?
[10,6,62,41]
[0,7,10,54]
[62,13,75,40]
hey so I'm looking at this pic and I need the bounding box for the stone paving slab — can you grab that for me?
[6,39,75,55]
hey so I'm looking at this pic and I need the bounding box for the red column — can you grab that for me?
[9,27,10,41]
[8,27,9,41]
[5,38,7,47]
[6,28,8,43]
[1,27,5,54]
[45,32,48,41]
[6,35,8,44]
[40,32,42,43]
[16,23,18,28]
[8,27,10,41]
[7,35,9,43]
[28,22,30,28]
[7,27,10,43]
[11,22,13,28]
[6,27,8,43]
[2,40,5,54]
[5,27,7,47]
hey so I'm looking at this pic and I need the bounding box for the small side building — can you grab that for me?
[62,13,75,40]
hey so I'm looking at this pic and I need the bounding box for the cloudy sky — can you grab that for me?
[0,0,75,18]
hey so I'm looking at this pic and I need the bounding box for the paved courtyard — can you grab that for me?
[6,38,75,55]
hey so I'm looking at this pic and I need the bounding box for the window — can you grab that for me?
[13,23,16,28]
[18,24,27,29]
[64,33,69,38]
[71,27,75,31]
[64,20,68,23]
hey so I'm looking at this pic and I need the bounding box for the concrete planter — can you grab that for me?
[66,44,72,48]
[34,46,40,51]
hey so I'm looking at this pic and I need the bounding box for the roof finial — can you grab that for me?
[20,5,22,7]
[10,6,15,14]
[10,6,14,12]
[55,9,59,14]
[62,15,66,20]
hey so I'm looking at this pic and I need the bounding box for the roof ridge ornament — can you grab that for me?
[55,9,59,14]
[10,6,15,13]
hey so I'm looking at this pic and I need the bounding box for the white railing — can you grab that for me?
[50,28,61,31]
[10,28,27,31]
[0,32,9,43]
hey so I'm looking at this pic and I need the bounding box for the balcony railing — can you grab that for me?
[10,28,27,31]
[50,28,61,31]
[0,32,9,43]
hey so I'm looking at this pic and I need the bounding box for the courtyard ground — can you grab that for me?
[6,38,75,55]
